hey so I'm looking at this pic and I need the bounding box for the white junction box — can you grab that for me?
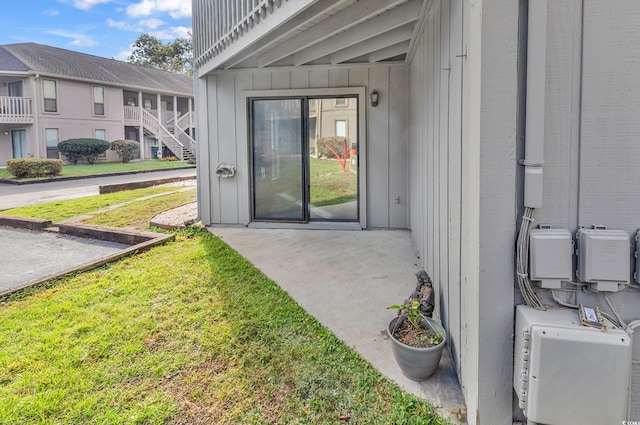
[514,305,632,425]
[576,228,630,292]
[529,228,573,288]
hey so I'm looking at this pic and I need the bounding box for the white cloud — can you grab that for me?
[42,9,60,16]
[106,18,129,30]
[47,29,99,47]
[114,47,133,61]
[150,25,191,40]
[73,0,112,10]
[126,0,191,19]
[139,18,166,30]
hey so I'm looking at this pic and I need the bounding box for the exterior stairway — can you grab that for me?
[124,106,196,161]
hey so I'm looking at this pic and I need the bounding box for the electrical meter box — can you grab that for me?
[576,228,629,292]
[529,228,573,288]
[514,305,631,425]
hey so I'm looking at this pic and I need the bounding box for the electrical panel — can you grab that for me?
[514,305,631,425]
[529,228,573,288]
[576,228,629,292]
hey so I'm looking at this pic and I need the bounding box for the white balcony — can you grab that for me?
[192,0,425,73]
[0,96,34,124]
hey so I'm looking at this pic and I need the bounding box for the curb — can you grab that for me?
[0,217,175,298]
[0,165,196,185]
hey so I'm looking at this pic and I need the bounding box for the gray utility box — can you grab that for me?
[514,305,631,425]
[576,228,629,292]
[529,228,573,288]
[636,230,640,284]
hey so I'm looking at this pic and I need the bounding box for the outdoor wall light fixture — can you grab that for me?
[370,90,379,107]
[3,131,8,136]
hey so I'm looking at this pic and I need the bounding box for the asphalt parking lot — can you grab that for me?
[0,168,194,296]
[0,227,128,295]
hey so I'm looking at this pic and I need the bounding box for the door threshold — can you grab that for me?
[248,221,363,231]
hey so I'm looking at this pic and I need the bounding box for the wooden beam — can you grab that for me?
[331,24,415,64]
[257,0,408,67]
[221,0,348,69]
[294,1,421,66]
[368,40,411,63]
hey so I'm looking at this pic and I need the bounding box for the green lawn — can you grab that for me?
[0,160,192,180]
[0,190,451,425]
[0,186,180,223]
[310,157,357,207]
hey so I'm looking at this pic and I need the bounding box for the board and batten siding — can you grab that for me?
[541,1,640,327]
[409,1,519,423]
[197,65,409,229]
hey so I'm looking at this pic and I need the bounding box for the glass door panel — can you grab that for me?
[308,97,358,221]
[252,99,305,221]
[11,130,27,158]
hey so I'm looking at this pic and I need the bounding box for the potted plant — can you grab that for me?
[387,300,446,381]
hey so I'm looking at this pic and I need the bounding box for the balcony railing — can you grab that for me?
[0,96,34,123]
[124,106,182,125]
[193,0,287,67]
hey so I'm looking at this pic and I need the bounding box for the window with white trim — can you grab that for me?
[43,79,57,112]
[93,86,105,115]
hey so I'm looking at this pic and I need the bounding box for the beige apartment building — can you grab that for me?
[0,43,195,165]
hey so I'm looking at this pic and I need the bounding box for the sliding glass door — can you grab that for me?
[251,98,305,221]
[250,96,358,223]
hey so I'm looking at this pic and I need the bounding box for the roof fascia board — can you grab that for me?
[31,72,192,97]
[203,60,408,77]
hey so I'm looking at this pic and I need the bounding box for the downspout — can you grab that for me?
[516,0,548,310]
[31,73,41,158]
[522,0,547,209]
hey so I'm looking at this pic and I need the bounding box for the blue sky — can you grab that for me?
[0,0,191,61]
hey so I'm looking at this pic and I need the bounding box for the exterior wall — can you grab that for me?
[197,65,409,229]
[540,1,640,323]
[409,1,519,423]
[35,79,125,162]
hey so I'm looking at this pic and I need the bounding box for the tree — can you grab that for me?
[317,136,350,173]
[127,33,192,76]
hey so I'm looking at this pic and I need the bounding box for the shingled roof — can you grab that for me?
[0,43,192,96]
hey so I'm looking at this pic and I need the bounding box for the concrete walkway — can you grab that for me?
[210,227,466,422]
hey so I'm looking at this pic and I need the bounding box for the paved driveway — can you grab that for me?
[0,227,128,295]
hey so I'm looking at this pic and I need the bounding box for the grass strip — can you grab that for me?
[86,189,196,230]
[1,186,178,223]
[0,160,192,180]
[0,229,450,425]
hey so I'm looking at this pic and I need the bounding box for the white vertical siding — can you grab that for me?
[197,64,409,228]
[540,0,640,322]
[409,1,519,423]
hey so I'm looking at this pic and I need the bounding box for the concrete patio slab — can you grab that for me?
[210,227,467,423]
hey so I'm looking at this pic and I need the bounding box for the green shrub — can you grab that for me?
[58,138,110,164]
[316,136,349,159]
[110,139,140,163]
[6,158,63,178]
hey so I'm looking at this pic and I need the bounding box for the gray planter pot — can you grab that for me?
[388,315,446,381]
